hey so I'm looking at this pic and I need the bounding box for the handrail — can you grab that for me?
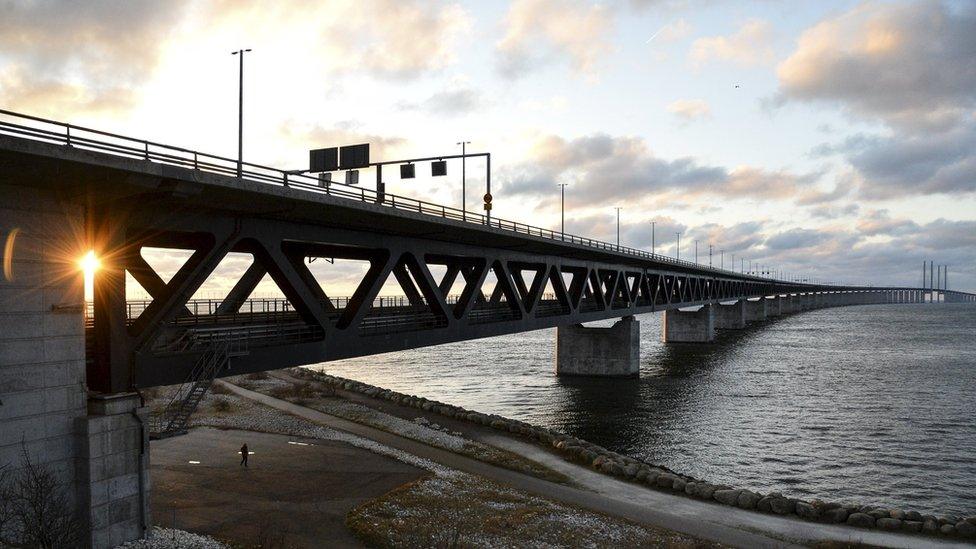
[0,107,792,284]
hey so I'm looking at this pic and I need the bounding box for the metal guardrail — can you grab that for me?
[0,108,778,283]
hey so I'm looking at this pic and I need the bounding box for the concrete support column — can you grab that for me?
[713,300,746,329]
[743,297,768,322]
[766,296,783,317]
[555,316,639,377]
[76,393,150,548]
[782,295,795,314]
[662,305,715,343]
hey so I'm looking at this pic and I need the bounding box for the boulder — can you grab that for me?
[901,521,922,533]
[903,510,922,522]
[694,483,719,500]
[876,518,902,531]
[795,501,820,520]
[846,513,875,528]
[956,520,976,538]
[713,489,741,506]
[624,464,639,478]
[672,478,687,492]
[769,497,795,516]
[656,474,677,488]
[940,524,955,536]
[736,491,761,510]
[756,496,774,513]
[635,468,649,481]
[684,481,696,495]
[823,507,849,523]
[889,509,905,520]
[592,455,608,468]
[922,519,940,534]
[868,509,889,520]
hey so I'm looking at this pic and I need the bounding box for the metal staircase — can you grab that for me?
[149,337,245,439]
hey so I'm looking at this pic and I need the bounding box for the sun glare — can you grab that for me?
[80,250,101,278]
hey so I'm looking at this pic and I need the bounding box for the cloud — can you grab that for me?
[278,120,408,161]
[667,98,711,121]
[647,18,692,44]
[0,0,187,116]
[690,18,774,67]
[399,87,484,116]
[775,0,976,132]
[496,0,613,79]
[500,133,820,204]
[855,209,920,237]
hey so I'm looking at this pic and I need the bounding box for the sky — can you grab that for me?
[2,0,974,298]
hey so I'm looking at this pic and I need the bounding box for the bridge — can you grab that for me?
[1,108,973,547]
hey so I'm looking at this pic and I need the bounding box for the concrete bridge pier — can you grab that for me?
[713,300,746,329]
[766,296,783,317]
[743,298,768,322]
[662,305,716,343]
[1,184,149,548]
[781,295,795,314]
[555,316,640,377]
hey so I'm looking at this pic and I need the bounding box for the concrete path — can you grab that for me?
[221,378,974,549]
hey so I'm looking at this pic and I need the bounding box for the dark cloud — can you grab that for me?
[500,133,820,204]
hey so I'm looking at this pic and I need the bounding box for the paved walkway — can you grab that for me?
[221,379,973,549]
[151,427,424,547]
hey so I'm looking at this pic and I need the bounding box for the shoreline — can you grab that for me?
[290,367,976,542]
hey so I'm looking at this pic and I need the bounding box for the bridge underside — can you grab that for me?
[87,204,952,390]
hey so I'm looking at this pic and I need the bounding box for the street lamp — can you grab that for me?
[675,233,681,260]
[720,250,725,270]
[557,183,568,236]
[457,140,470,219]
[709,244,713,268]
[651,221,656,256]
[614,207,622,250]
[231,48,252,177]
[694,240,699,264]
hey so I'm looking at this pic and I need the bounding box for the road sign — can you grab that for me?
[484,193,492,203]
[484,203,492,211]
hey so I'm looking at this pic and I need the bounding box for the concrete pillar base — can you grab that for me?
[743,298,768,322]
[555,316,640,378]
[662,305,715,343]
[76,393,150,549]
[713,301,746,329]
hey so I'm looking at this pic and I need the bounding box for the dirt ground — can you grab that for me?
[149,427,426,548]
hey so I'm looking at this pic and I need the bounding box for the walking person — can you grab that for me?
[240,443,249,467]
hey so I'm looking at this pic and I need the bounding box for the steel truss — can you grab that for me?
[87,208,932,391]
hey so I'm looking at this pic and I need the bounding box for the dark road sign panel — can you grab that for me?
[310,147,338,172]
[340,144,370,170]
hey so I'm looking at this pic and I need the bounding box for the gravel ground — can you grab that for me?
[190,390,454,476]
[115,527,227,549]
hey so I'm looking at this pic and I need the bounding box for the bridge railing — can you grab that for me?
[0,108,789,283]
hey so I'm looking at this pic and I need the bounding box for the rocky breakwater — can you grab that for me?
[296,370,976,541]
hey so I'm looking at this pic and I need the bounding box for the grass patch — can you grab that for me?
[347,474,723,548]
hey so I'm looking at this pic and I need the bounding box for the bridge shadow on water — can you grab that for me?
[551,320,784,457]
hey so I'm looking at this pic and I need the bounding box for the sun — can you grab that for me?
[80,250,101,279]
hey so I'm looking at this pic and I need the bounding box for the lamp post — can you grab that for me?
[720,249,724,270]
[709,244,713,268]
[231,48,252,177]
[651,221,656,256]
[457,140,470,219]
[557,183,567,236]
[614,207,622,250]
[694,240,698,264]
[675,233,680,260]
